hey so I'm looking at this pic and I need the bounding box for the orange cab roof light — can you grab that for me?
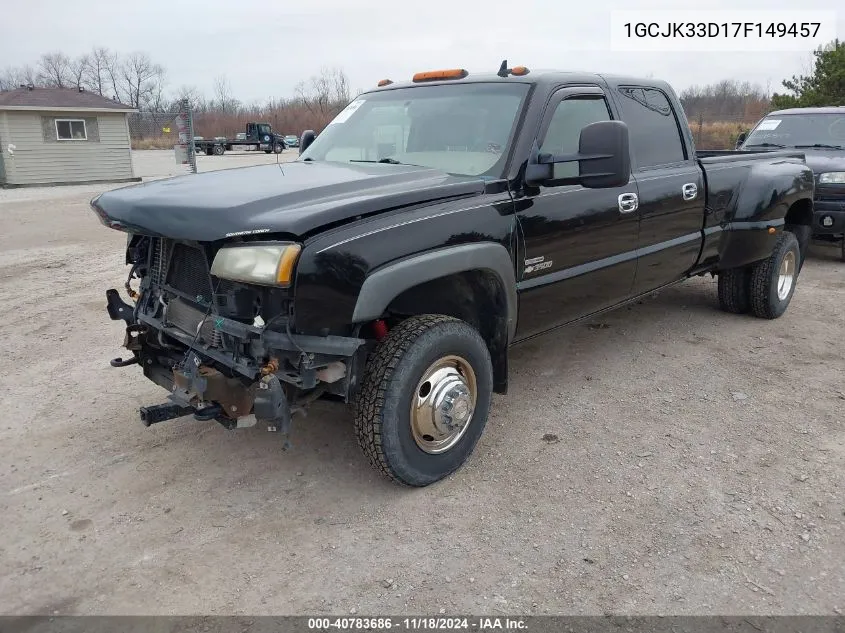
[377,79,393,87]
[412,68,468,82]
[497,60,530,77]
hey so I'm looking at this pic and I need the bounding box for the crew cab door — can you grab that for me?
[610,86,706,294]
[515,86,639,339]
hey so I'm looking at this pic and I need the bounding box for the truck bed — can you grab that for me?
[696,149,805,163]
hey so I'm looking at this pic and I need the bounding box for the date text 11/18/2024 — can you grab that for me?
[307,617,527,630]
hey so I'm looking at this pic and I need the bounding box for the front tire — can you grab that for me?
[273,143,284,154]
[354,315,492,487]
[749,231,800,319]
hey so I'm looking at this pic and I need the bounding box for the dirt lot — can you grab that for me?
[0,150,843,616]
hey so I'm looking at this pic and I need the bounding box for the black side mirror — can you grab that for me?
[299,130,316,155]
[735,131,748,149]
[525,119,631,189]
[578,120,631,188]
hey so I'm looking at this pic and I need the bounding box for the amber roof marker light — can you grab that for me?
[377,79,393,87]
[412,68,469,82]
[497,60,530,77]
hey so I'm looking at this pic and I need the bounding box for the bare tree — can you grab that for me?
[121,52,165,110]
[20,64,39,87]
[213,75,238,113]
[84,47,112,96]
[0,66,25,90]
[103,50,125,102]
[679,79,770,122]
[295,67,351,126]
[37,52,72,88]
[175,85,205,112]
[69,54,90,90]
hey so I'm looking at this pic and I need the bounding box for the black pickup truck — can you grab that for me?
[92,64,815,487]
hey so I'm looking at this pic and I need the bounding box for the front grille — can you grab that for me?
[165,243,213,303]
[816,183,845,202]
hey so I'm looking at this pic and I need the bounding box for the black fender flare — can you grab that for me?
[351,243,518,343]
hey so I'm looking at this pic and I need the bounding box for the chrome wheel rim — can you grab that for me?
[777,250,796,301]
[410,355,477,454]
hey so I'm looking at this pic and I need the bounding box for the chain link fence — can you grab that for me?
[128,100,196,173]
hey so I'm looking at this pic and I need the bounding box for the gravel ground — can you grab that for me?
[0,150,842,616]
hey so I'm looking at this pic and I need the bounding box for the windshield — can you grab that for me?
[258,124,271,135]
[744,113,845,148]
[299,83,531,177]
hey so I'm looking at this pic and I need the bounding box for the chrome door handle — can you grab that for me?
[618,192,638,214]
[682,183,698,201]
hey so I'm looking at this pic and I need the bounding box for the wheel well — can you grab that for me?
[784,198,813,260]
[785,198,813,227]
[383,270,510,394]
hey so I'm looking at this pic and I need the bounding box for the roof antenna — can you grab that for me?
[497,59,509,78]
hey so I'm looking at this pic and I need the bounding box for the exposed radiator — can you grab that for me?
[165,243,213,304]
[166,297,217,346]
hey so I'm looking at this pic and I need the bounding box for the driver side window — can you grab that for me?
[541,96,611,179]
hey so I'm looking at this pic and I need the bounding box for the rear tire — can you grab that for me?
[717,267,750,314]
[354,315,492,487]
[749,231,800,319]
[212,145,224,156]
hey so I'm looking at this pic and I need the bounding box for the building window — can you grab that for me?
[55,119,87,141]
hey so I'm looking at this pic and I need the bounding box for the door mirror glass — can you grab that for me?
[299,130,317,154]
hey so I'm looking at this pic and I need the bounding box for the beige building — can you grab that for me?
[0,86,140,187]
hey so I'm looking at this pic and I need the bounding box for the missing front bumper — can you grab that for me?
[105,288,366,435]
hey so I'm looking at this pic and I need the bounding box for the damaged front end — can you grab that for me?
[106,233,367,443]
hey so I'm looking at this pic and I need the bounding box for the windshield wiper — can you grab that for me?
[743,142,786,148]
[793,143,844,150]
[350,158,406,165]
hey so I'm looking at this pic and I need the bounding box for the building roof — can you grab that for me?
[0,87,136,112]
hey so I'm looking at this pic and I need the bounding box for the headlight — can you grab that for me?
[819,172,845,184]
[210,243,301,287]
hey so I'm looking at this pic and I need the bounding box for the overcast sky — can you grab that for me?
[1,0,841,103]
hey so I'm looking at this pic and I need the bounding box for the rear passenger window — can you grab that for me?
[541,97,611,179]
[617,87,686,168]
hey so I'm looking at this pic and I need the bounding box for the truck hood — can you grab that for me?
[802,149,845,175]
[92,161,486,241]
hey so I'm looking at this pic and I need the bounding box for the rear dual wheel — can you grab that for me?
[354,315,492,487]
[718,231,800,319]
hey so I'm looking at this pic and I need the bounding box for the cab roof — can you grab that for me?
[368,69,674,95]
